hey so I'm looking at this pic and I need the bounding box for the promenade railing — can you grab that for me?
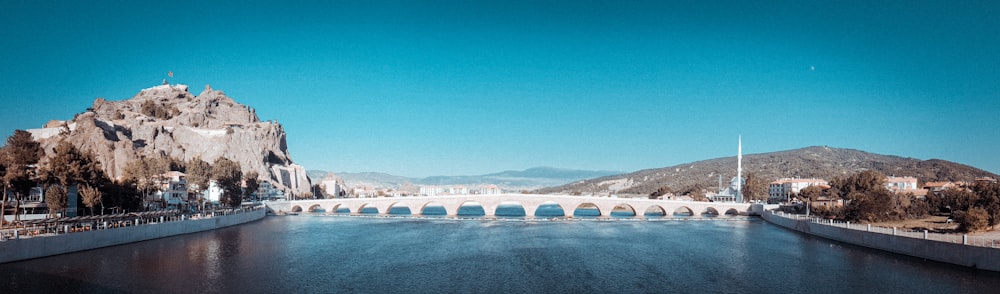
[768,210,1000,249]
[0,205,264,242]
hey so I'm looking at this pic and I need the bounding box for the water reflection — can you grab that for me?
[4,217,1000,293]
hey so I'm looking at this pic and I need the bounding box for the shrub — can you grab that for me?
[955,207,991,232]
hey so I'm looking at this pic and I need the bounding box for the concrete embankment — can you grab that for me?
[761,210,1000,271]
[0,208,265,264]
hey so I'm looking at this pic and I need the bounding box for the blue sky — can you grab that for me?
[2,1,998,177]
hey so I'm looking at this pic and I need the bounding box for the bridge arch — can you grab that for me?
[387,202,413,215]
[494,201,527,217]
[673,206,694,216]
[610,203,637,217]
[572,202,602,217]
[357,203,379,214]
[290,205,303,213]
[330,203,350,214]
[457,201,486,216]
[702,207,720,216]
[724,208,741,216]
[307,204,324,213]
[643,205,667,217]
[533,201,566,217]
[418,201,452,216]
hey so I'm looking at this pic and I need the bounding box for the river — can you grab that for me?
[3,214,1000,293]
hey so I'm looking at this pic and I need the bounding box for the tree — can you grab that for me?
[742,172,769,202]
[829,170,886,200]
[45,185,67,217]
[103,180,142,214]
[39,141,109,216]
[312,184,325,199]
[955,207,990,232]
[972,181,1000,227]
[212,157,243,208]
[941,187,978,214]
[79,184,103,216]
[1,130,45,223]
[798,185,824,217]
[244,171,260,201]
[649,186,673,199]
[185,157,211,209]
[123,156,168,210]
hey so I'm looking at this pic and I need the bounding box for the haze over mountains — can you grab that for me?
[538,146,999,195]
[307,167,621,191]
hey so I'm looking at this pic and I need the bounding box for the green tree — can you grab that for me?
[45,185,67,217]
[1,130,45,223]
[798,185,824,217]
[742,172,769,202]
[211,157,243,208]
[244,171,260,201]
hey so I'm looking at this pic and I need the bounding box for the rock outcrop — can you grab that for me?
[28,84,311,195]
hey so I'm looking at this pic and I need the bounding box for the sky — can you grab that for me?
[1,1,998,178]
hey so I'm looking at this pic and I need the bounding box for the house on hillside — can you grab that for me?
[768,178,829,204]
[885,176,919,193]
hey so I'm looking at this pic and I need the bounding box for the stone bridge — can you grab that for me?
[263,194,755,218]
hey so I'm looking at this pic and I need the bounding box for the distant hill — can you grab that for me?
[536,146,999,195]
[307,167,621,191]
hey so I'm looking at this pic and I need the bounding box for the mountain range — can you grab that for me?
[537,146,999,195]
[307,167,621,191]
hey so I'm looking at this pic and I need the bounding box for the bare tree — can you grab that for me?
[79,184,103,215]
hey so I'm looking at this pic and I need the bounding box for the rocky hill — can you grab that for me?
[537,146,998,195]
[28,84,311,195]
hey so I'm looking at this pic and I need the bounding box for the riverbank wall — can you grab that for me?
[761,210,1000,271]
[0,208,265,264]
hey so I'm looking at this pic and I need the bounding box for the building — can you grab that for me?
[255,181,285,201]
[768,178,829,204]
[153,171,188,210]
[811,196,844,209]
[885,176,919,194]
[320,173,346,198]
[479,184,502,195]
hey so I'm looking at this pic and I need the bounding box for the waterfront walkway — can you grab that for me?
[0,207,263,242]
[763,210,1000,271]
[769,210,1000,248]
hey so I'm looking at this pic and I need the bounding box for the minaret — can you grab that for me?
[736,135,743,203]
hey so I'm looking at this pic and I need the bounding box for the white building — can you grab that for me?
[479,185,502,195]
[886,176,919,193]
[153,171,188,209]
[768,178,829,203]
[254,181,285,201]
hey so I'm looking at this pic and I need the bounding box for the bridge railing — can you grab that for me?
[769,210,1000,249]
